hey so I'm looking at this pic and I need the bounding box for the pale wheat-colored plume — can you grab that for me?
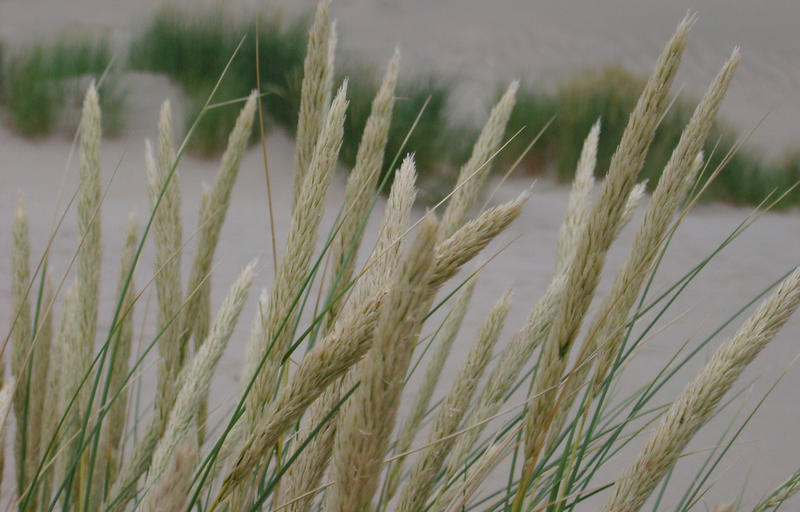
[145,261,255,501]
[397,289,512,512]
[11,193,34,490]
[326,214,439,512]
[519,16,691,487]
[326,49,399,322]
[56,283,82,486]
[28,271,54,496]
[109,97,257,510]
[293,0,334,206]
[145,100,184,426]
[603,266,800,512]
[221,287,385,497]
[243,82,348,427]
[142,439,197,512]
[617,180,647,235]
[62,85,103,496]
[0,377,16,438]
[430,190,528,289]
[544,48,736,448]
[181,91,257,365]
[555,120,598,275]
[76,81,103,383]
[0,377,15,494]
[754,466,800,512]
[278,156,417,512]
[385,275,477,501]
[439,80,519,240]
[591,49,739,393]
[37,274,61,505]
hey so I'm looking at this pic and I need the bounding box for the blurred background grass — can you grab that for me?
[0,5,797,207]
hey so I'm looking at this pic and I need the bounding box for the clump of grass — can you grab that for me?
[4,5,800,512]
[504,65,800,209]
[129,5,464,178]
[128,6,307,156]
[1,36,124,137]
[341,68,461,188]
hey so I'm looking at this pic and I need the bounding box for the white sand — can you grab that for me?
[1,1,799,509]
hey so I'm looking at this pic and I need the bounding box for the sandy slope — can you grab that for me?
[1,0,799,509]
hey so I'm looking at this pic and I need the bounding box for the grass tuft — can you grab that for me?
[128,7,307,156]
[1,36,124,137]
[503,66,800,209]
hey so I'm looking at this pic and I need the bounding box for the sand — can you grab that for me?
[1,1,799,509]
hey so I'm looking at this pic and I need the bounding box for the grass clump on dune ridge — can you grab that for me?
[504,65,800,208]
[128,6,307,155]
[0,36,124,137]
[128,5,461,177]
[3,3,800,511]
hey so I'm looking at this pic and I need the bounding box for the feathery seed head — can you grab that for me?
[431,190,528,288]
[326,214,438,512]
[294,0,334,205]
[439,80,519,239]
[556,121,599,273]
[603,266,800,512]
[148,260,256,494]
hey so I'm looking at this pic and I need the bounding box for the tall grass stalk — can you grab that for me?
[603,267,800,512]
[515,18,692,507]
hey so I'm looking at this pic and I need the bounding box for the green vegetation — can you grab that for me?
[128,7,462,177]
[0,7,796,208]
[0,36,124,136]
[503,66,800,208]
[128,7,307,155]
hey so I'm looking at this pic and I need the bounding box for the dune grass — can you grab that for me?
[502,66,800,208]
[2,5,800,511]
[0,36,125,137]
[1,6,796,210]
[128,6,307,156]
[128,6,462,179]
